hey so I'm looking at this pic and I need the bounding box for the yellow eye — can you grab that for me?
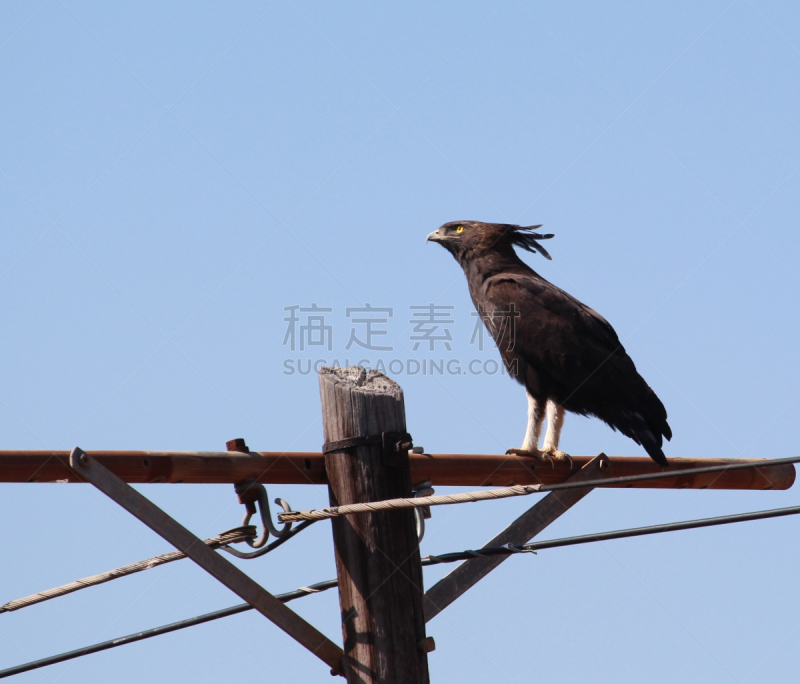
[455,225,464,234]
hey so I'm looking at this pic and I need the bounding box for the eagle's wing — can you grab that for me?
[478,273,622,387]
[478,273,671,451]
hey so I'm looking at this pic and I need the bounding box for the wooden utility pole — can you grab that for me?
[319,367,430,683]
[1,373,799,682]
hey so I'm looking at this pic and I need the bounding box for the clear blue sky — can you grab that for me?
[2,2,800,682]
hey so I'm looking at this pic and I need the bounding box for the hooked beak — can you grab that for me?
[426,229,443,243]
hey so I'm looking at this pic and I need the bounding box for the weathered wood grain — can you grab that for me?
[320,367,429,684]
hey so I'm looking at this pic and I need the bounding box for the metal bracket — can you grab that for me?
[226,439,293,555]
[68,446,344,676]
[381,432,412,467]
[412,479,435,542]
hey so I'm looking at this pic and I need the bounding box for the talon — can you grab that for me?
[542,449,574,469]
[506,448,556,469]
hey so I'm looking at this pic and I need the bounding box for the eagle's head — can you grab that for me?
[427,221,554,263]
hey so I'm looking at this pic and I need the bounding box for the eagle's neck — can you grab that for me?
[459,246,538,290]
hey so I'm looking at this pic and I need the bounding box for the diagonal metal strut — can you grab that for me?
[68,447,344,675]
[423,453,611,621]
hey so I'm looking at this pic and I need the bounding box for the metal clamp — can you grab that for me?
[412,478,435,542]
[322,431,413,467]
[225,439,293,559]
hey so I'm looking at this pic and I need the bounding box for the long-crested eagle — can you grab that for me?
[427,221,671,467]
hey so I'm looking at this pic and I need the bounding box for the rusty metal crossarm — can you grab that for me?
[67,447,344,676]
[1,451,794,490]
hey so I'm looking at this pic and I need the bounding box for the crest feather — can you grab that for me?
[502,224,554,260]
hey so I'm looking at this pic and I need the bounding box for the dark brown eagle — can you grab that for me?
[427,221,671,467]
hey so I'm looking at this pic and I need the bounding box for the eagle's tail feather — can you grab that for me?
[619,409,670,467]
[640,432,669,468]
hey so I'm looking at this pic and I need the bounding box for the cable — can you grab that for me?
[279,455,800,523]
[0,521,317,616]
[0,579,338,679]
[4,500,799,678]
[220,519,315,559]
[422,502,800,565]
[0,527,256,615]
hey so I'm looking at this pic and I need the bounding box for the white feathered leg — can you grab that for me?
[506,392,554,465]
[542,400,564,451]
[542,400,572,467]
[521,392,545,452]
